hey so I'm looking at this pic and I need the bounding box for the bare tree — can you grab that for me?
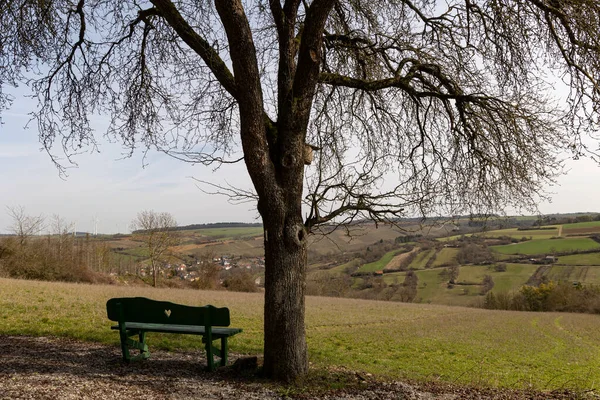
[131,211,178,287]
[6,206,45,246]
[193,251,221,290]
[2,0,600,381]
[49,214,76,263]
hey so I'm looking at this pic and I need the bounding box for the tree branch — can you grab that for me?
[150,0,238,99]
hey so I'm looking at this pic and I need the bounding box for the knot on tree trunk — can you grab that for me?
[281,152,296,168]
[286,222,307,246]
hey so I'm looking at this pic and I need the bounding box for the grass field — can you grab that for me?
[408,249,435,269]
[357,250,399,273]
[489,264,540,292]
[2,278,600,390]
[477,228,560,240]
[557,252,600,266]
[452,264,539,293]
[562,220,600,235]
[544,265,600,284]
[561,220,600,229]
[431,248,458,267]
[411,269,478,306]
[384,263,539,305]
[491,238,600,255]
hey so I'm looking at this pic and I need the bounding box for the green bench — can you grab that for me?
[106,297,242,371]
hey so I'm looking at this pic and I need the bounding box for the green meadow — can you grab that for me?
[562,220,600,230]
[491,238,600,255]
[358,250,399,272]
[543,265,600,284]
[408,249,435,269]
[431,248,459,267]
[455,264,538,291]
[383,263,539,306]
[558,252,600,266]
[479,227,560,240]
[2,278,600,390]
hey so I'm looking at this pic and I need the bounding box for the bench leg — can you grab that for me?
[204,338,215,372]
[220,337,228,367]
[138,331,150,360]
[203,337,230,371]
[119,329,131,362]
[119,329,150,362]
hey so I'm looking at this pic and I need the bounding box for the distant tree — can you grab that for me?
[131,211,178,287]
[3,0,600,381]
[399,270,419,302]
[193,251,221,290]
[6,206,45,246]
[456,243,494,265]
[448,265,460,285]
[481,275,495,295]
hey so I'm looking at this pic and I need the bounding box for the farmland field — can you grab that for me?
[408,249,435,269]
[357,250,399,272]
[431,247,458,267]
[477,227,560,239]
[383,248,419,270]
[544,265,600,284]
[562,220,600,235]
[562,220,600,229]
[2,277,600,390]
[491,238,600,255]
[454,264,534,288]
[557,252,600,265]
[488,263,540,292]
[191,227,264,239]
[411,269,477,305]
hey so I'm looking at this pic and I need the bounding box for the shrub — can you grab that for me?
[456,243,494,264]
[222,269,259,292]
[493,263,507,272]
[480,275,494,295]
[482,282,600,314]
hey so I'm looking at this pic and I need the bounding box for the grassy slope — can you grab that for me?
[431,248,458,267]
[408,249,435,269]
[357,250,399,272]
[491,238,600,255]
[2,278,599,390]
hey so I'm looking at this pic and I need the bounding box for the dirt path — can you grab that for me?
[0,336,587,399]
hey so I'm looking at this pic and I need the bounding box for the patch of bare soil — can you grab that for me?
[0,336,594,399]
[384,248,419,270]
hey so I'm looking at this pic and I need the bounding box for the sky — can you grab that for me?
[0,91,259,234]
[1,87,600,235]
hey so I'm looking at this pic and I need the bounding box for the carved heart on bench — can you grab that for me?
[164,309,172,317]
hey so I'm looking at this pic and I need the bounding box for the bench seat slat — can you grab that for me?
[111,323,242,337]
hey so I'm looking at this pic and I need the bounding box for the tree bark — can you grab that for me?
[262,210,308,381]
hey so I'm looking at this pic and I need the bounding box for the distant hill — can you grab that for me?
[173,222,262,231]
[132,222,262,234]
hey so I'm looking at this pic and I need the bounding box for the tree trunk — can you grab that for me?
[262,212,308,381]
[152,260,157,287]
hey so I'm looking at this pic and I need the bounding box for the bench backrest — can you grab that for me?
[106,297,231,327]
